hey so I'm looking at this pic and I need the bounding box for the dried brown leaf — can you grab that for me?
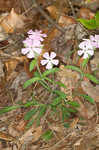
[19,126,42,144]
[0,8,27,33]
[78,8,95,19]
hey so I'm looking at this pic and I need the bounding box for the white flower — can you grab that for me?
[78,40,94,59]
[21,47,42,58]
[41,52,59,69]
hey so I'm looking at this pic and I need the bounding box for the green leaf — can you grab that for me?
[44,77,54,83]
[23,77,41,88]
[37,106,47,119]
[36,106,47,126]
[67,101,80,107]
[0,105,20,115]
[80,94,94,104]
[52,97,62,106]
[55,81,67,88]
[41,130,53,141]
[26,118,34,128]
[39,80,51,91]
[53,90,66,99]
[95,11,99,27]
[34,71,41,78]
[29,59,37,72]
[65,65,83,74]
[79,18,97,29]
[62,107,71,121]
[24,109,37,120]
[42,68,59,77]
[65,107,78,113]
[23,99,39,107]
[81,58,89,68]
[84,73,99,84]
[64,123,70,128]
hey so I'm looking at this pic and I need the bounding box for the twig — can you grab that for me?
[66,0,76,18]
[22,3,37,16]
[33,0,65,33]
[45,133,71,150]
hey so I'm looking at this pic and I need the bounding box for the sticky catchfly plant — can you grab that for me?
[41,52,59,70]
[78,39,94,59]
[21,30,47,59]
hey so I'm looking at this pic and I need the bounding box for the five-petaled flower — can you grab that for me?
[41,52,59,70]
[78,39,94,59]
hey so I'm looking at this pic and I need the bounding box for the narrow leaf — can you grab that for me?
[42,68,59,77]
[53,90,66,99]
[67,101,80,107]
[65,65,83,74]
[24,109,37,120]
[52,97,62,106]
[26,118,34,128]
[80,94,94,104]
[23,77,41,88]
[29,59,37,72]
[0,105,20,115]
[41,130,53,141]
[84,73,99,84]
[81,58,89,68]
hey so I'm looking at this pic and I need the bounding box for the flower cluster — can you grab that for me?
[78,35,99,59]
[21,29,59,70]
[21,29,47,58]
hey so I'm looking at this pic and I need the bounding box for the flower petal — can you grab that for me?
[95,35,99,40]
[50,52,56,59]
[78,50,84,56]
[27,50,35,58]
[21,48,30,55]
[83,52,88,59]
[43,52,50,59]
[27,30,34,34]
[46,62,53,70]
[34,47,42,55]
[41,60,49,65]
[51,59,59,65]
[87,50,94,56]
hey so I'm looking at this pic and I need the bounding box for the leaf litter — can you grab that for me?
[0,0,99,150]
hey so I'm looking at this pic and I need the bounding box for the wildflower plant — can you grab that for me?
[0,29,98,141]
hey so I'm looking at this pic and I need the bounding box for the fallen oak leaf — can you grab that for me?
[0,8,28,33]
[19,126,42,144]
[0,131,14,142]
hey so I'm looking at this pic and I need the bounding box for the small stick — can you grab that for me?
[33,0,65,33]
[66,0,76,18]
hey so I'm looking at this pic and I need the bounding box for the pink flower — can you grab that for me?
[27,29,47,42]
[23,38,41,48]
[21,29,47,59]
[21,47,42,58]
[41,52,59,70]
[90,35,99,48]
[78,40,94,59]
